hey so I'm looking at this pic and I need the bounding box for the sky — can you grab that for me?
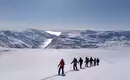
[0,0,130,30]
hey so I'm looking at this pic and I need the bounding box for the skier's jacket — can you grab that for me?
[90,57,93,64]
[71,58,78,65]
[97,58,100,63]
[79,58,83,64]
[85,57,89,63]
[58,59,65,68]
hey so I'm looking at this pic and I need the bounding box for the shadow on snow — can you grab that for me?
[41,70,75,80]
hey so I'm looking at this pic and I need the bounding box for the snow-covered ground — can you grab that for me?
[0,47,9,52]
[0,49,130,80]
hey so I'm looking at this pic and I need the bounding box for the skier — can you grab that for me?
[58,59,65,75]
[89,57,93,67]
[94,58,97,66]
[85,57,89,67]
[79,57,83,69]
[71,58,79,71]
[97,58,100,66]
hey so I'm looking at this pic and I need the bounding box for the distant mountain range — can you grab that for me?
[0,29,56,48]
[0,29,130,49]
[46,30,130,49]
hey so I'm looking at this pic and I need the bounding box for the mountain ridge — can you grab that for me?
[1,29,130,49]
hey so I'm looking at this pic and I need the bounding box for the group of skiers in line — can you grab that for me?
[58,57,100,75]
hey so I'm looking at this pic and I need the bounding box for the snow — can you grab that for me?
[0,49,130,80]
[101,41,130,49]
[40,39,52,48]
[0,46,5,49]
[46,31,61,36]
[0,46,8,50]
[40,31,61,48]
[0,47,9,53]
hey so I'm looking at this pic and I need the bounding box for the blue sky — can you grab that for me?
[0,0,130,30]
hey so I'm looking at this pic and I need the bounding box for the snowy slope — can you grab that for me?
[40,39,52,48]
[0,49,130,80]
[0,47,9,52]
[40,31,61,48]
[36,30,130,49]
[47,30,130,49]
[1,29,130,49]
[0,46,6,50]
[0,29,56,48]
[46,31,61,36]
[101,41,130,49]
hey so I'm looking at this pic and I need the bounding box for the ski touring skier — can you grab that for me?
[58,59,65,75]
[94,58,97,66]
[89,57,93,67]
[71,58,79,71]
[85,57,89,67]
[79,57,83,69]
[97,58,100,66]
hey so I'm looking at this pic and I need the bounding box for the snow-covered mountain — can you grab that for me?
[1,29,130,49]
[0,29,56,48]
[47,30,130,49]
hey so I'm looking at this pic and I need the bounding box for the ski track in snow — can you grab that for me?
[0,49,130,80]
